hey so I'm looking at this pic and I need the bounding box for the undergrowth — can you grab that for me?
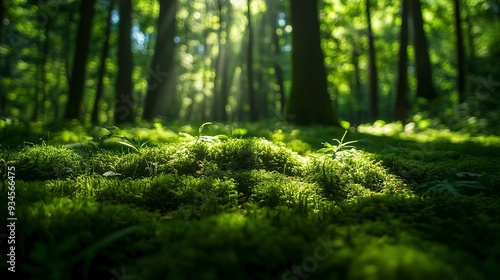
[0,121,499,279]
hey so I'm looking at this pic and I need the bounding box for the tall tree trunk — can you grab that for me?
[211,0,223,121]
[237,28,249,122]
[268,0,286,115]
[395,0,409,122]
[39,18,50,122]
[365,0,378,121]
[454,0,466,103]
[286,0,341,126]
[115,0,134,123]
[92,0,115,124]
[64,0,96,121]
[212,0,232,121]
[464,1,476,74]
[0,0,5,116]
[0,0,4,44]
[247,0,258,122]
[410,0,436,101]
[143,0,178,121]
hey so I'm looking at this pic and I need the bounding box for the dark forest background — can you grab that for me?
[1,0,499,132]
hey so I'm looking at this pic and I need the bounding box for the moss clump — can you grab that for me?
[3,145,85,180]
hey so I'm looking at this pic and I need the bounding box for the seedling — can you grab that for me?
[117,136,151,153]
[179,122,230,143]
[317,130,358,159]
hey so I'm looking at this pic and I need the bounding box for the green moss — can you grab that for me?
[2,122,499,279]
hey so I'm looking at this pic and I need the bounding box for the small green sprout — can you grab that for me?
[317,130,358,159]
[117,136,151,153]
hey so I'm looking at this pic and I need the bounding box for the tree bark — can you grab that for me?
[286,0,342,126]
[92,0,115,124]
[212,0,233,121]
[143,0,178,121]
[115,0,135,123]
[0,0,5,115]
[464,1,476,74]
[64,0,96,121]
[395,0,409,122]
[410,0,436,101]
[247,0,259,122]
[365,0,378,121]
[454,0,466,103]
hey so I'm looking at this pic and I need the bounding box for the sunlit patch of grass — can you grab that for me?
[305,150,411,201]
[229,169,326,209]
[3,145,86,180]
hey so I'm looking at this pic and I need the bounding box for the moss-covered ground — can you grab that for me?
[1,120,499,279]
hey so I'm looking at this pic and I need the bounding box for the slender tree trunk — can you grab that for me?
[64,0,96,121]
[64,10,74,84]
[286,0,341,126]
[33,63,40,121]
[39,18,50,122]
[0,0,5,116]
[410,0,436,101]
[395,0,409,122]
[273,34,285,115]
[53,65,64,121]
[247,0,258,122]
[114,0,135,123]
[237,28,249,122]
[211,0,223,121]
[92,0,115,124]
[464,1,476,74]
[0,0,4,44]
[454,0,466,103]
[143,0,178,121]
[212,0,232,121]
[268,0,285,115]
[365,0,378,121]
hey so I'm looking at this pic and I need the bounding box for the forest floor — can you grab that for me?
[1,120,499,280]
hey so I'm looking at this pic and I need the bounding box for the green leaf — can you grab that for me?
[199,122,212,135]
[216,134,229,140]
[455,171,483,178]
[117,141,139,152]
[417,179,489,198]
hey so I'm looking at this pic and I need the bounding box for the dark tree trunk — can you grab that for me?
[454,0,466,103]
[395,0,409,122]
[286,0,341,126]
[39,18,51,122]
[464,2,476,74]
[115,0,135,123]
[237,28,249,122]
[64,0,96,121]
[212,0,232,121]
[92,0,115,124]
[247,0,258,122]
[410,0,436,101]
[0,0,5,115]
[365,0,378,121]
[267,0,286,115]
[143,0,178,121]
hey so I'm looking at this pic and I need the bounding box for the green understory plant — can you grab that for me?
[416,169,489,197]
[179,122,230,143]
[317,130,358,159]
[117,136,151,153]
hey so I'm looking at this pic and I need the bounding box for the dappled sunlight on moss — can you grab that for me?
[2,122,500,279]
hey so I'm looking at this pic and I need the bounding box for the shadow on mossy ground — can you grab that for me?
[0,121,499,279]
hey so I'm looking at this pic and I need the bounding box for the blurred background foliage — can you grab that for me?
[0,0,499,133]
